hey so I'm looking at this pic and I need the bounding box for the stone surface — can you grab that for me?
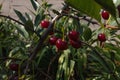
[0,0,63,18]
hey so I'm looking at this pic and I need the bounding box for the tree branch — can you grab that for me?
[24,11,63,74]
[0,14,24,26]
[61,13,99,25]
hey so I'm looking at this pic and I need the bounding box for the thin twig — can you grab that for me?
[61,13,99,25]
[0,14,35,33]
[0,14,24,26]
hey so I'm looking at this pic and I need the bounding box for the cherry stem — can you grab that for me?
[100,41,104,48]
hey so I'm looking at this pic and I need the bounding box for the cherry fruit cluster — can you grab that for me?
[40,19,108,50]
[49,30,82,50]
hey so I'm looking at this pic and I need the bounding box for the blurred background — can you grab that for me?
[0,0,63,18]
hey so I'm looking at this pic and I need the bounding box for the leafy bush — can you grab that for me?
[1,0,120,80]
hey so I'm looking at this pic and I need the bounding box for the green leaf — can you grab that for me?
[15,25,29,38]
[30,0,40,10]
[95,0,116,18]
[25,13,32,21]
[24,20,34,32]
[114,0,120,6]
[9,47,20,55]
[37,48,47,65]
[83,28,92,41]
[90,52,110,73]
[14,9,27,23]
[69,60,75,76]
[0,4,2,11]
[65,0,101,22]
[46,4,53,8]
[34,14,41,27]
[110,18,120,26]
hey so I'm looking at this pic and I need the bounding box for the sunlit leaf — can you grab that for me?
[95,0,116,18]
[15,25,29,38]
[30,0,40,10]
[34,14,45,27]
[25,13,32,21]
[65,0,101,22]
[83,28,92,41]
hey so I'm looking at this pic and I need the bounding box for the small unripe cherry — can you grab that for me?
[40,20,50,28]
[98,33,106,42]
[101,10,109,20]
[56,39,68,50]
[68,30,79,41]
[49,36,58,45]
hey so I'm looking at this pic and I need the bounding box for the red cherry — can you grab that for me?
[56,39,68,50]
[98,33,106,42]
[40,20,50,28]
[9,63,19,71]
[101,10,109,20]
[49,36,58,45]
[68,30,79,41]
[70,40,82,49]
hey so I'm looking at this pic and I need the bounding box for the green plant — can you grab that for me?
[1,0,120,80]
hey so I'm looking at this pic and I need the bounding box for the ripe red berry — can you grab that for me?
[40,20,50,28]
[49,36,58,45]
[68,30,79,41]
[9,63,19,71]
[70,40,82,49]
[56,39,68,50]
[101,10,109,20]
[98,33,106,42]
